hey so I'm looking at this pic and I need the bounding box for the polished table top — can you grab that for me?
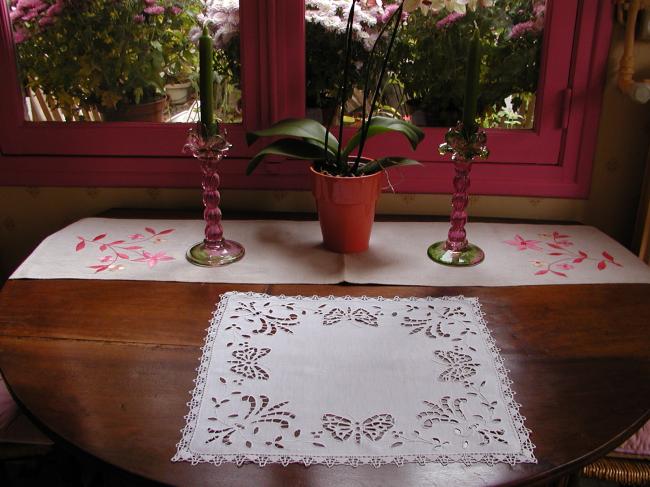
[0,279,649,486]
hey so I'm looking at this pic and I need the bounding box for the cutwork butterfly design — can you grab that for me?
[228,345,271,380]
[322,307,379,327]
[434,350,479,382]
[321,413,394,444]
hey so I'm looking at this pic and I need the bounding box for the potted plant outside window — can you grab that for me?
[247,0,425,253]
[190,1,242,122]
[164,9,199,106]
[10,0,200,121]
[392,0,545,128]
[305,1,388,125]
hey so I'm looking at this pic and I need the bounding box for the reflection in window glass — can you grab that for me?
[305,0,545,130]
[9,0,241,123]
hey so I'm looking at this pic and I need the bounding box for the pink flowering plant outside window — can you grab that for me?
[387,0,546,129]
[189,0,242,123]
[8,0,205,121]
[304,0,388,116]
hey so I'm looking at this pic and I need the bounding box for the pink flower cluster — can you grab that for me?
[191,0,239,50]
[508,0,546,39]
[379,3,409,24]
[143,0,164,16]
[11,0,184,43]
[435,11,465,30]
[508,20,535,39]
[10,0,65,43]
[135,0,181,21]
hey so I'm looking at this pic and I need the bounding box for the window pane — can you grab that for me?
[305,0,545,130]
[9,0,241,123]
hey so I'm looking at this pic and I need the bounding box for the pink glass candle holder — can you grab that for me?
[428,123,489,266]
[185,125,244,267]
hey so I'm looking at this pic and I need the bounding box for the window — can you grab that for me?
[305,1,544,131]
[10,0,242,125]
[0,0,613,197]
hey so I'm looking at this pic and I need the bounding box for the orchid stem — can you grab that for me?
[352,2,404,175]
[354,3,398,171]
[336,0,357,175]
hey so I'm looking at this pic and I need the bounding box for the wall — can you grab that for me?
[1,23,650,280]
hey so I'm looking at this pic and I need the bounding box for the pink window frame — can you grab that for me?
[0,0,612,198]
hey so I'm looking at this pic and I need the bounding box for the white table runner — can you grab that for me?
[10,218,650,286]
[172,292,536,468]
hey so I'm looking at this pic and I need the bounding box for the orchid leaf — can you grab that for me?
[342,116,425,157]
[357,157,421,175]
[246,118,339,154]
[246,138,329,175]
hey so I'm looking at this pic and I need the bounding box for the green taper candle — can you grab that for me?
[199,26,215,137]
[462,28,481,136]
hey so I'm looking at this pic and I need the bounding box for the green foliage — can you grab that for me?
[306,22,368,109]
[246,116,424,177]
[162,9,200,86]
[214,33,240,89]
[13,0,201,115]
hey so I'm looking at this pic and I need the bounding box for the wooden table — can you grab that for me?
[0,279,649,486]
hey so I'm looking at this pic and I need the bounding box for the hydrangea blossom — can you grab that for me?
[305,0,386,51]
[191,0,240,50]
[193,0,389,52]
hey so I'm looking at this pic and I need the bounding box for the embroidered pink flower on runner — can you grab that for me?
[504,231,622,277]
[75,226,175,273]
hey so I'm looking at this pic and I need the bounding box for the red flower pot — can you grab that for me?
[310,166,383,253]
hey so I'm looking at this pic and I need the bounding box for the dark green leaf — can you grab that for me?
[342,117,425,157]
[357,157,421,175]
[246,138,327,175]
[246,118,338,154]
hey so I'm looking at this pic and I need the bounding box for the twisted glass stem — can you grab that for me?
[200,155,224,249]
[446,159,472,252]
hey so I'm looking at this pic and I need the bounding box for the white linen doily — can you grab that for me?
[173,292,536,468]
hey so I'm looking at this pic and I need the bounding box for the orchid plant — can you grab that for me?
[247,0,426,178]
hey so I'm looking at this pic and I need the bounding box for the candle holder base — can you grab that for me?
[427,241,484,267]
[186,239,245,267]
